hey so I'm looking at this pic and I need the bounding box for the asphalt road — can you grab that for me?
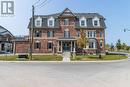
[0,57,130,87]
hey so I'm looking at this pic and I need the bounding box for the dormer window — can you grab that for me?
[80,17,87,27]
[35,17,42,27]
[93,17,100,27]
[48,17,54,27]
[94,20,98,26]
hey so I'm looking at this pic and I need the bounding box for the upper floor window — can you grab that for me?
[87,31,96,38]
[35,17,42,27]
[100,31,103,37]
[77,31,80,37]
[48,17,54,27]
[94,20,98,26]
[64,29,70,38]
[80,17,87,27]
[34,30,42,37]
[47,31,54,37]
[64,19,69,25]
[93,17,100,27]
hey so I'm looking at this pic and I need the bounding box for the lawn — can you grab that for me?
[0,55,62,61]
[71,55,128,61]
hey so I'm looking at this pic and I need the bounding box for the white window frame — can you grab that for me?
[64,19,69,25]
[93,17,100,27]
[80,17,87,27]
[35,17,42,27]
[48,17,54,27]
[87,31,96,38]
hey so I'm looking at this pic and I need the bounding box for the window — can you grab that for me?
[48,17,54,27]
[87,31,96,38]
[34,42,41,49]
[89,42,94,48]
[81,20,85,26]
[47,42,53,49]
[35,17,42,27]
[47,31,54,37]
[94,20,98,26]
[34,31,42,37]
[36,20,40,26]
[49,20,53,26]
[80,17,87,27]
[100,32,103,37]
[94,31,96,37]
[93,17,100,27]
[100,40,103,48]
[64,19,69,25]
[77,31,80,37]
[64,29,70,38]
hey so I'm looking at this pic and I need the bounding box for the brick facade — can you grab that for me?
[14,8,106,54]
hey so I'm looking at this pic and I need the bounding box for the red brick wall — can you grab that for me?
[15,41,29,53]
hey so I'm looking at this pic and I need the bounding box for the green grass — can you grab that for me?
[71,55,128,61]
[0,55,62,61]
[32,55,62,61]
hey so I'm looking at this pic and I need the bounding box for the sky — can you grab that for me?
[0,0,130,45]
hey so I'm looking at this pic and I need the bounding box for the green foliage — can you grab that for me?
[77,29,88,49]
[116,39,122,51]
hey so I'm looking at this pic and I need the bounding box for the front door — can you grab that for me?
[63,42,70,51]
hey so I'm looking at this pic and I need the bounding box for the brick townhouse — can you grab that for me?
[14,8,106,54]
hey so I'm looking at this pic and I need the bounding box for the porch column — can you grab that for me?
[93,42,96,49]
[71,41,72,52]
[73,41,76,52]
[0,43,1,52]
[57,41,59,52]
[61,41,62,53]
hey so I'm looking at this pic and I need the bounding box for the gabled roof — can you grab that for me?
[0,25,13,37]
[59,8,76,17]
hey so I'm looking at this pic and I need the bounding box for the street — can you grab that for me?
[0,58,130,87]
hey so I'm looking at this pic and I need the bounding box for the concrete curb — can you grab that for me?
[0,57,129,63]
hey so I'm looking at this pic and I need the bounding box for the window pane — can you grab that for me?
[64,31,70,38]
[81,20,85,26]
[34,42,41,49]
[89,42,94,48]
[94,20,98,26]
[48,43,53,49]
[64,19,69,25]
[100,32,103,37]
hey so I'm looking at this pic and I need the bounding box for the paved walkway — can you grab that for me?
[62,52,71,62]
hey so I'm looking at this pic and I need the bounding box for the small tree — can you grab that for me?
[110,43,114,51]
[116,39,122,51]
[77,29,88,54]
[121,43,127,50]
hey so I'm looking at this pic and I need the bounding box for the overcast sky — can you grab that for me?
[0,0,130,45]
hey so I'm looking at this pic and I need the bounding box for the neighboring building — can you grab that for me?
[0,26,14,53]
[13,36,29,54]
[17,8,106,54]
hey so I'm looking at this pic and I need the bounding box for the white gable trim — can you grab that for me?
[92,16,100,27]
[48,16,55,27]
[79,17,87,27]
[35,17,42,27]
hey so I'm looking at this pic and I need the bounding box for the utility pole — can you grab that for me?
[30,5,34,60]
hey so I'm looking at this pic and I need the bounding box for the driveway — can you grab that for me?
[0,55,129,87]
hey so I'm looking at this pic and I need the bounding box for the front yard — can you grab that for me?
[0,55,62,61]
[71,55,128,61]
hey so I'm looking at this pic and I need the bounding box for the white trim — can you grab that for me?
[35,17,42,27]
[80,17,87,27]
[48,16,54,27]
[92,16,100,27]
